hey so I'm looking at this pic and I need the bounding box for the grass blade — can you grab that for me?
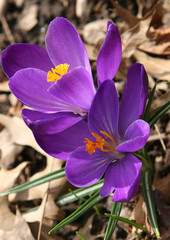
[105,214,147,232]
[142,81,157,121]
[141,169,160,238]
[76,231,87,240]
[148,101,170,128]
[56,179,104,206]
[0,168,66,197]
[49,190,102,234]
[104,202,123,240]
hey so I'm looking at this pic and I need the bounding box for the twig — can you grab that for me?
[37,157,55,240]
[0,15,15,44]
[154,123,166,151]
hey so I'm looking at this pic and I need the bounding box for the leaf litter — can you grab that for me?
[0,0,169,239]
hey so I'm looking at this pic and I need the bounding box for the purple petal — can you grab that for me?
[66,147,113,187]
[45,17,92,75]
[100,154,142,202]
[89,80,119,140]
[33,119,91,159]
[22,109,85,134]
[97,21,122,86]
[117,120,150,153]
[119,63,149,137]
[49,67,95,112]
[9,68,80,113]
[1,43,54,78]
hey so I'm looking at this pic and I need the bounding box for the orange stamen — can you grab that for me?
[84,131,118,155]
[47,63,70,82]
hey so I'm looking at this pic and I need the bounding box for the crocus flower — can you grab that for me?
[1,17,121,158]
[66,63,150,202]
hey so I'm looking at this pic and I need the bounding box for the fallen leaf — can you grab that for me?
[110,0,139,28]
[83,19,108,45]
[154,173,170,204]
[18,5,38,32]
[134,50,170,81]
[0,114,45,155]
[0,161,28,192]
[0,209,35,240]
[0,81,10,92]
[10,156,67,202]
[138,40,170,55]
[0,128,23,169]
[0,162,32,239]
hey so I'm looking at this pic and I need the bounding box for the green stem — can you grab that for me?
[141,148,160,238]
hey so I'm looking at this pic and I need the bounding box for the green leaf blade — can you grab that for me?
[0,168,66,197]
[104,202,123,240]
[148,101,170,128]
[141,169,160,238]
[56,179,104,206]
[105,214,147,232]
[49,190,102,234]
[142,81,157,121]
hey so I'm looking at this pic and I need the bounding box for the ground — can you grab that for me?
[0,0,169,239]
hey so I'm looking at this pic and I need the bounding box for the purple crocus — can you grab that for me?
[1,17,121,158]
[66,63,150,202]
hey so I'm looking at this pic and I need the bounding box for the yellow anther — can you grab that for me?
[47,63,70,82]
[84,131,118,155]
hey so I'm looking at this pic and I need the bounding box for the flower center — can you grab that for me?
[47,63,70,82]
[84,131,118,155]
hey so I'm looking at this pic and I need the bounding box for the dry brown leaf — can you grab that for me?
[134,50,170,81]
[23,194,65,224]
[0,0,7,17]
[150,89,170,114]
[0,129,21,167]
[154,173,170,204]
[0,163,32,238]
[121,17,151,59]
[18,5,38,32]
[130,196,145,226]
[0,128,23,169]
[74,214,95,240]
[154,189,170,239]
[0,81,10,92]
[75,0,87,18]
[0,161,28,192]
[130,195,154,235]
[0,114,45,155]
[0,209,35,240]
[138,40,170,55]
[84,43,98,61]
[110,0,139,28]
[10,156,66,202]
[83,19,108,45]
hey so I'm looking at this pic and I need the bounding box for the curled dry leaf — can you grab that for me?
[83,19,108,45]
[154,189,170,239]
[0,163,33,239]
[0,0,8,17]
[0,128,23,169]
[75,0,87,18]
[0,209,35,240]
[130,195,154,235]
[134,50,170,81]
[154,173,170,205]
[10,156,67,202]
[0,114,45,155]
[18,4,38,32]
[110,0,139,28]
[0,81,10,92]
[0,161,28,192]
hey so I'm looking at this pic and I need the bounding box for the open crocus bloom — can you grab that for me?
[1,17,121,157]
[66,63,150,202]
